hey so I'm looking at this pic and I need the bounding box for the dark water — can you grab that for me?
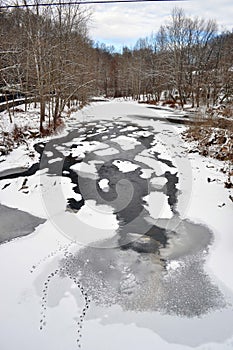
[0,204,45,244]
[0,121,179,253]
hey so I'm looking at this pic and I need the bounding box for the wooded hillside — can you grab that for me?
[1,4,233,132]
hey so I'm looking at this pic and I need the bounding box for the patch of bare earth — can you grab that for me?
[182,112,233,191]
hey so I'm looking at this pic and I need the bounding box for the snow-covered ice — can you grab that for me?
[98,178,110,192]
[113,159,140,173]
[111,135,140,150]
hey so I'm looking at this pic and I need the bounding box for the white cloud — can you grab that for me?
[87,0,233,50]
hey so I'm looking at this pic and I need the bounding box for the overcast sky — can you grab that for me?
[87,0,233,50]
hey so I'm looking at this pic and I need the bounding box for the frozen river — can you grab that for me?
[0,101,233,349]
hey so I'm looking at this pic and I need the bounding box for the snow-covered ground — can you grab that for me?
[0,100,232,350]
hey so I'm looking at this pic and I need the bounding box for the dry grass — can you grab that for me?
[162,99,178,108]
[138,100,158,105]
[183,112,233,188]
[183,119,233,162]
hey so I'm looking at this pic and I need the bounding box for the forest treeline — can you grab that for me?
[0,3,233,132]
